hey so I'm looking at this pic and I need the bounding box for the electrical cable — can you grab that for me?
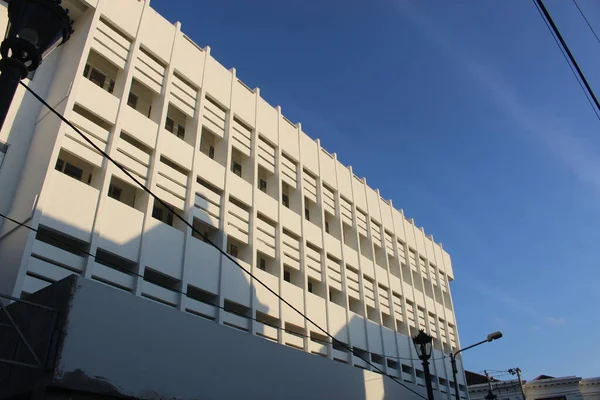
[572,0,600,45]
[532,0,600,121]
[13,81,432,398]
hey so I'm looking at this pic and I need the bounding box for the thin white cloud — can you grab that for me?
[392,0,600,193]
[468,278,565,327]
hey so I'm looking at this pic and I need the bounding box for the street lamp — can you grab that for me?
[413,329,435,400]
[0,0,73,130]
[450,331,503,400]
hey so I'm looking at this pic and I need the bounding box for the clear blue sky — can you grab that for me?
[150,0,600,379]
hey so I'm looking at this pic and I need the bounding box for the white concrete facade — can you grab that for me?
[0,0,466,396]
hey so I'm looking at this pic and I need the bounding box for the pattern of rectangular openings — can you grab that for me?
[203,96,226,138]
[93,18,131,69]
[346,264,360,300]
[195,177,222,227]
[363,276,375,308]
[257,135,276,174]
[282,229,300,271]
[371,220,382,247]
[171,72,197,117]
[281,153,297,188]
[303,168,317,203]
[340,196,353,226]
[156,156,188,210]
[227,196,250,243]
[384,230,394,256]
[134,47,165,94]
[356,208,368,237]
[305,242,322,282]
[116,131,151,183]
[378,284,390,315]
[322,184,335,215]
[392,292,403,321]
[256,213,276,258]
[231,116,252,157]
[326,254,342,291]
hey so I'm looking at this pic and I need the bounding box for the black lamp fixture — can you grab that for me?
[413,329,435,400]
[0,0,73,129]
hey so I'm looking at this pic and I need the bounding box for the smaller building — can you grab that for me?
[467,371,600,400]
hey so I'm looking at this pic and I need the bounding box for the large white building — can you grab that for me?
[0,0,466,397]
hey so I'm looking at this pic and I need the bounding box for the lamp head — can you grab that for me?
[412,329,433,360]
[2,0,73,72]
[487,331,503,342]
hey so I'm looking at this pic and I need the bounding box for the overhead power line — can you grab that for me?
[14,81,428,399]
[532,0,600,120]
[572,0,600,45]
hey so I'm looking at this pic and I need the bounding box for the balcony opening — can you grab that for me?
[402,364,414,378]
[95,248,138,278]
[401,261,413,285]
[283,266,302,288]
[387,358,400,371]
[396,318,409,335]
[143,267,180,305]
[382,312,394,330]
[72,104,113,132]
[329,286,344,307]
[284,322,305,349]
[255,312,279,342]
[192,218,219,244]
[257,165,277,200]
[151,199,184,232]
[342,221,358,251]
[374,244,387,270]
[366,305,379,323]
[223,299,251,331]
[371,353,385,366]
[281,181,301,215]
[412,270,423,291]
[352,347,369,367]
[128,78,159,121]
[304,196,321,226]
[348,296,363,315]
[359,235,373,261]
[83,49,121,96]
[199,127,226,166]
[256,311,279,329]
[324,211,340,240]
[310,331,329,357]
[35,225,90,258]
[107,176,144,211]
[55,149,100,188]
[230,147,252,184]
[305,277,323,299]
[388,254,401,279]
[165,103,195,147]
[226,235,251,265]
[186,285,218,320]
[332,340,349,353]
[256,251,278,277]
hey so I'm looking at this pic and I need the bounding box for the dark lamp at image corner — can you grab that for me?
[2,0,73,74]
[412,329,433,360]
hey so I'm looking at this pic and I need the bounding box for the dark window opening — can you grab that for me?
[231,160,242,177]
[282,193,289,208]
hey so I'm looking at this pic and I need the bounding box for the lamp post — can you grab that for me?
[0,0,73,130]
[450,331,503,400]
[413,329,435,400]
